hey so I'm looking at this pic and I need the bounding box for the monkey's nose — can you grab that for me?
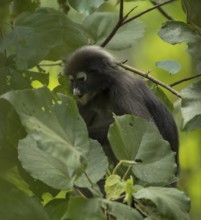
[73,88,82,97]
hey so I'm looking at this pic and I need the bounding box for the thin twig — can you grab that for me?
[101,0,174,47]
[119,63,181,98]
[39,62,62,67]
[119,0,124,20]
[123,6,138,20]
[101,0,126,47]
[123,0,175,25]
[150,0,174,21]
[170,73,201,87]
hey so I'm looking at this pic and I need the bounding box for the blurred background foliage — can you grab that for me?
[0,0,201,219]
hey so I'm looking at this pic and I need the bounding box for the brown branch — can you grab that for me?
[101,2,138,47]
[119,0,124,20]
[170,73,201,87]
[150,0,174,21]
[123,0,175,25]
[101,0,175,47]
[119,63,181,98]
[100,20,123,47]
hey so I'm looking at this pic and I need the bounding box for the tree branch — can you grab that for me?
[123,0,175,25]
[101,0,127,47]
[150,0,174,21]
[170,73,201,87]
[119,0,124,21]
[101,0,180,98]
[100,20,123,47]
[101,0,175,47]
[119,63,181,98]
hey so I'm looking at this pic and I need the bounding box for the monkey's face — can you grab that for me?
[65,46,115,105]
[68,71,107,105]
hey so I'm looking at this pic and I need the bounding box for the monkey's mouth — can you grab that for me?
[73,88,96,105]
[78,93,96,105]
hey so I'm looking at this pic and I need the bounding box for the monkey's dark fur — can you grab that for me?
[64,45,179,171]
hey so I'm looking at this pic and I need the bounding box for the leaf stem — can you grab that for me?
[123,165,132,180]
[113,160,136,175]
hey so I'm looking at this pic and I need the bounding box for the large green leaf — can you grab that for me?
[158,20,201,70]
[134,187,191,220]
[63,197,143,220]
[102,200,143,220]
[45,199,68,220]
[1,87,89,189]
[63,197,105,220]
[181,80,201,131]
[0,67,49,95]
[156,60,181,75]
[182,0,201,35]
[68,0,104,15]
[0,99,25,172]
[83,12,145,50]
[108,115,176,185]
[158,21,198,45]
[76,139,108,188]
[0,8,90,70]
[0,189,50,220]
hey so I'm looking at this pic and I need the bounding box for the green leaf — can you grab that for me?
[0,100,25,172]
[0,189,50,220]
[156,60,181,74]
[18,135,78,190]
[150,85,173,112]
[63,197,143,220]
[102,200,143,220]
[0,8,90,70]
[1,87,89,189]
[181,80,201,131]
[134,187,191,220]
[68,0,104,15]
[45,199,68,220]
[105,174,126,200]
[76,139,108,188]
[158,21,198,45]
[108,115,176,185]
[182,0,201,35]
[83,12,118,43]
[63,197,105,220]
[83,12,145,50]
[106,21,145,50]
[0,54,49,93]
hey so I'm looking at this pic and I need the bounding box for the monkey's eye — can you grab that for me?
[69,75,74,83]
[76,72,87,82]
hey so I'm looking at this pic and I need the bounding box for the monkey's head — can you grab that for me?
[64,45,116,105]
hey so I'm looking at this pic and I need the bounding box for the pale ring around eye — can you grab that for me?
[69,75,74,81]
[76,72,87,81]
